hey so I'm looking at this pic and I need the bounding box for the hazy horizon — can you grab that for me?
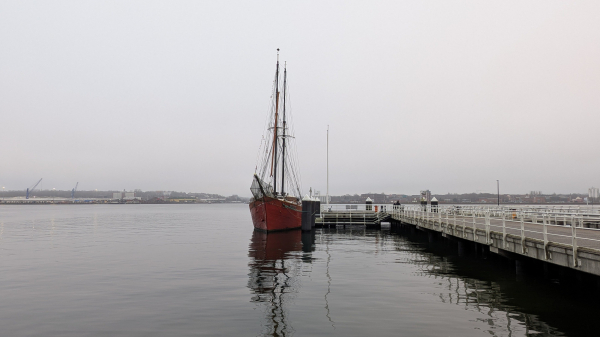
[2,1,599,196]
[0,187,593,199]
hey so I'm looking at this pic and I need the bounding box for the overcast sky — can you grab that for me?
[1,1,599,196]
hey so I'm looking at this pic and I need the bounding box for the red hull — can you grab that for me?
[249,196,302,231]
[248,230,302,261]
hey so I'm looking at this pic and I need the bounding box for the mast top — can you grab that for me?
[277,48,280,62]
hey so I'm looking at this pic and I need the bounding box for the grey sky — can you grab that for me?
[1,1,599,196]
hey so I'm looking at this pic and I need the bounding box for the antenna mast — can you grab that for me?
[327,125,329,206]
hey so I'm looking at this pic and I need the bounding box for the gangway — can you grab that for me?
[318,204,392,227]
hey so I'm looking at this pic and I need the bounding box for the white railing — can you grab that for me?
[430,204,600,215]
[319,203,396,225]
[320,203,395,213]
[318,203,600,227]
[395,205,600,267]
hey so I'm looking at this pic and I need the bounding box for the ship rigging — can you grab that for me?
[249,49,303,232]
[252,49,302,202]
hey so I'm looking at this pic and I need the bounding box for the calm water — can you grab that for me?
[0,204,598,336]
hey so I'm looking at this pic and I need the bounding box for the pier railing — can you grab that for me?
[391,205,600,226]
[320,204,394,212]
[320,203,600,215]
[316,203,600,274]
[393,205,600,268]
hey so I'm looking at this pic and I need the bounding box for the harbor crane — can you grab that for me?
[26,178,42,199]
[71,182,79,199]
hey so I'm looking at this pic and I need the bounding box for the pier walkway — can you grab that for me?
[317,204,600,276]
[390,205,600,276]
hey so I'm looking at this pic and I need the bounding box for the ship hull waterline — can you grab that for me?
[249,196,302,232]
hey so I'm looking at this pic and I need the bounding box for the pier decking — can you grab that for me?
[318,204,600,276]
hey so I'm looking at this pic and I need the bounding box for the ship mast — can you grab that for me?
[270,49,280,194]
[280,63,287,196]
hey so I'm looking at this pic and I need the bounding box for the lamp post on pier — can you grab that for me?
[497,180,500,206]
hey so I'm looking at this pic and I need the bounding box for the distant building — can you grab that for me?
[420,190,431,203]
[112,191,140,201]
[589,187,599,199]
[360,193,386,204]
[313,191,330,204]
[168,198,196,203]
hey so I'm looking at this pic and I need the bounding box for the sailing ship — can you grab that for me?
[250,50,303,232]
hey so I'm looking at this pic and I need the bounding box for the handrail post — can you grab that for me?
[453,209,457,236]
[472,212,477,240]
[462,209,466,238]
[520,213,525,254]
[543,214,549,260]
[571,215,578,267]
[445,209,449,234]
[485,210,490,244]
[502,210,507,248]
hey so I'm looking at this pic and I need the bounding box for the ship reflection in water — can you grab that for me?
[248,226,596,336]
[248,230,311,337]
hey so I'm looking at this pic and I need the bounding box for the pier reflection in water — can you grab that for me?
[389,227,555,336]
[392,225,600,337]
[248,226,599,336]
